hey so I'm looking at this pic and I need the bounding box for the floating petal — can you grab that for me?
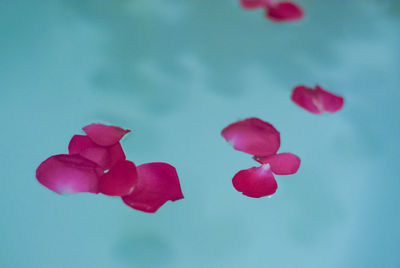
[68,135,125,170]
[316,85,344,113]
[291,85,321,114]
[240,0,269,9]
[99,160,138,196]
[221,117,281,156]
[122,162,184,213]
[83,123,130,147]
[291,85,344,114]
[266,2,304,22]
[254,153,300,175]
[36,154,100,194]
[233,165,277,198]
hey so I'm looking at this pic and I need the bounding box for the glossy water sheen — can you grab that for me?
[0,0,399,267]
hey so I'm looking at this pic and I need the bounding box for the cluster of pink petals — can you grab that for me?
[222,118,300,198]
[36,124,184,213]
[240,0,304,22]
[291,85,344,114]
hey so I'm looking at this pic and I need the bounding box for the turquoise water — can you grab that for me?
[1,0,399,267]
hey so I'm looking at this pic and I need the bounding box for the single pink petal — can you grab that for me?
[99,160,138,196]
[266,2,304,22]
[254,152,300,175]
[221,117,281,156]
[82,123,130,147]
[36,154,100,194]
[291,85,344,114]
[240,0,269,9]
[232,165,277,198]
[122,162,184,213]
[68,135,126,170]
[315,85,344,113]
[291,85,323,114]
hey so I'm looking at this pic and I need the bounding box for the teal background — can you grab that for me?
[1,0,399,267]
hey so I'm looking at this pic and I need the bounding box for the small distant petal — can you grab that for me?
[221,117,281,156]
[232,165,277,198]
[266,2,304,22]
[68,135,125,170]
[122,162,184,213]
[83,123,130,147]
[316,85,344,113]
[240,0,269,9]
[36,154,100,194]
[99,160,138,196]
[291,85,344,114]
[254,153,300,175]
[291,85,322,114]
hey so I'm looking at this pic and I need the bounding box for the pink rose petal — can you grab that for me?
[221,117,281,156]
[291,85,321,114]
[291,85,344,114]
[316,85,344,113]
[240,0,269,9]
[99,160,138,196]
[82,123,130,147]
[122,162,184,213]
[254,152,300,175]
[36,154,100,194]
[232,164,277,198]
[266,2,304,22]
[68,135,126,170]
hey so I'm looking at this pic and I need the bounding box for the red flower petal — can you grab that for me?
[36,154,100,194]
[99,160,138,196]
[240,0,269,9]
[315,85,344,113]
[266,2,304,22]
[232,165,277,198]
[254,153,300,175]
[68,135,126,170]
[221,117,281,156]
[82,123,130,147]
[291,85,321,114]
[122,162,184,213]
[291,85,344,114]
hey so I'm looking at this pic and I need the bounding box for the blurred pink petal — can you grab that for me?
[254,152,300,175]
[68,135,126,170]
[291,85,321,114]
[291,85,344,114]
[122,162,184,213]
[266,2,304,22]
[232,165,277,198]
[99,160,138,196]
[83,123,130,147]
[221,117,281,156]
[315,85,344,113]
[240,0,269,9]
[36,154,100,194]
